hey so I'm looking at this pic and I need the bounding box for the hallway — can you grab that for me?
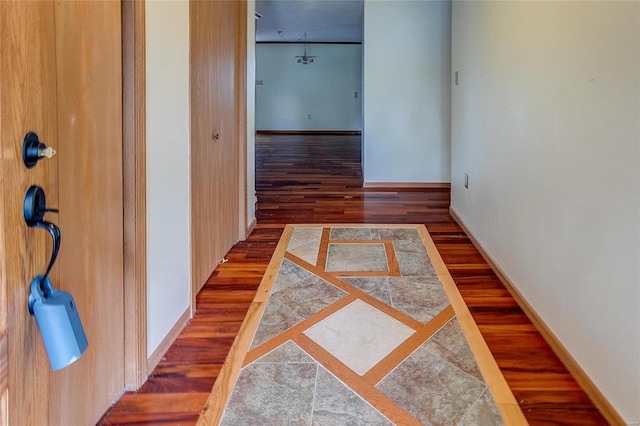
[99,134,606,425]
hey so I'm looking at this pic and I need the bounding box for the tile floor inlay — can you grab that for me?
[288,226,322,265]
[220,362,317,425]
[325,243,389,272]
[202,225,527,425]
[376,345,487,426]
[304,299,415,375]
[388,276,450,323]
[313,366,393,425]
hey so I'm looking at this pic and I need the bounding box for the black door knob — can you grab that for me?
[23,186,61,283]
[22,132,56,168]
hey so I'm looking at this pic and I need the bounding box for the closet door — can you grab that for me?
[190,0,243,291]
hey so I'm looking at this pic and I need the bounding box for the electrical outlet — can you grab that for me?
[455,71,459,86]
[464,173,469,189]
[308,114,312,120]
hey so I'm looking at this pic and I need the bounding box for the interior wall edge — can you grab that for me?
[145,0,191,357]
[146,307,190,376]
[246,0,257,233]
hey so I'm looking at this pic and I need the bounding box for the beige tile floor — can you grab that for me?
[209,225,524,425]
[304,299,415,375]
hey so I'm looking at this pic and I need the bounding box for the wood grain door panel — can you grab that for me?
[0,2,58,424]
[191,0,241,291]
[0,2,124,424]
[53,2,125,422]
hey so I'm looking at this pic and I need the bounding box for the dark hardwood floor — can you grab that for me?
[98,133,608,425]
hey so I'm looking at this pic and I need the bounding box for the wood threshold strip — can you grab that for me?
[315,227,331,268]
[416,225,528,425]
[384,240,401,276]
[449,207,626,426]
[197,225,295,426]
[293,333,423,426]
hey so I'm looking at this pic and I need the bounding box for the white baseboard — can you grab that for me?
[146,308,191,375]
[362,182,451,189]
[449,206,625,426]
[246,216,257,236]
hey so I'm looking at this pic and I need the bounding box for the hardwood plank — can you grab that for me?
[99,412,200,426]
[107,393,209,415]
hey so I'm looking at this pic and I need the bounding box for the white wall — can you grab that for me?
[255,43,362,131]
[363,0,451,184]
[451,1,639,422]
[247,1,257,228]
[145,0,191,357]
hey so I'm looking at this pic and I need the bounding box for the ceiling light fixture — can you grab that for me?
[295,32,316,64]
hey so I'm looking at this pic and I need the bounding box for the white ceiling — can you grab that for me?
[255,0,364,43]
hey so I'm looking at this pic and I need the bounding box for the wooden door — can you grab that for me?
[0,2,124,425]
[190,0,244,291]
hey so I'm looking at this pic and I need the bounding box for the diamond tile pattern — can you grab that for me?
[288,227,322,265]
[250,260,346,349]
[304,300,414,375]
[217,226,512,425]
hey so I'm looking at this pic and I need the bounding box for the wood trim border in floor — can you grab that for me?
[198,224,528,425]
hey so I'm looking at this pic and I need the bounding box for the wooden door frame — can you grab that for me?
[189,0,249,307]
[237,1,249,242]
[122,0,147,390]
[121,0,249,391]
[1,0,246,400]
